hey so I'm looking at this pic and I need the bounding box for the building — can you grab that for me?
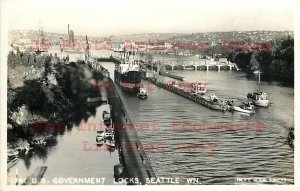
[68,24,75,44]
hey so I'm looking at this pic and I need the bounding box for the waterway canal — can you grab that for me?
[101,55,294,184]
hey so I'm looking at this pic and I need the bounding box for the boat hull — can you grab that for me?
[232,106,255,114]
[115,70,141,92]
[252,99,269,107]
[120,82,141,92]
[96,139,104,145]
[137,93,148,99]
[105,140,116,148]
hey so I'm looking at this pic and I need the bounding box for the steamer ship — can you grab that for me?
[114,49,141,92]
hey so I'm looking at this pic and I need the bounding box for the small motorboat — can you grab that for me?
[105,139,116,147]
[96,138,104,145]
[102,111,111,120]
[102,111,111,126]
[137,88,148,99]
[231,102,255,114]
[96,131,105,144]
[247,92,269,107]
[104,128,116,150]
[104,131,114,140]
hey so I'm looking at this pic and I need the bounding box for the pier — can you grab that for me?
[107,78,157,184]
[91,61,157,185]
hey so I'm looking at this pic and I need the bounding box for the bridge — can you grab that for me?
[142,59,240,71]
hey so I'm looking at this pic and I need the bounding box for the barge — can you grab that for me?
[146,78,230,111]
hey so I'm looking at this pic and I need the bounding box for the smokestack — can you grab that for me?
[68,24,69,36]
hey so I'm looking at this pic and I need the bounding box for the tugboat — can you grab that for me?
[137,88,148,99]
[247,71,269,107]
[231,102,255,114]
[191,82,207,95]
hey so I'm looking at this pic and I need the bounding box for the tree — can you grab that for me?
[271,37,294,86]
[7,51,16,67]
[258,50,272,80]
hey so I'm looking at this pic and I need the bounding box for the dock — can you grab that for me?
[91,67,157,184]
[146,78,230,112]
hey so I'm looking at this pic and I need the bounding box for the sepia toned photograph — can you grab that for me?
[0,0,298,190]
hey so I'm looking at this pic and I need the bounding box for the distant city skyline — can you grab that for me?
[5,0,294,37]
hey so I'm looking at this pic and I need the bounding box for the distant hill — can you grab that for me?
[109,33,186,42]
[166,31,293,42]
[9,29,293,45]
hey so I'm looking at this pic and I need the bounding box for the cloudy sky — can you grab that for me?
[3,0,295,36]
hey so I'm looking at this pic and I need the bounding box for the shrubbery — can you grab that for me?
[227,36,294,86]
[7,52,102,143]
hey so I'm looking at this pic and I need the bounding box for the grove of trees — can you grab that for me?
[227,36,294,86]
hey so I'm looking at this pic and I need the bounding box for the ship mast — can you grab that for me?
[35,25,45,54]
[258,71,261,92]
[85,35,89,62]
[38,28,40,51]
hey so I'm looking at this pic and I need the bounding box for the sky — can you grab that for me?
[3,0,295,37]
